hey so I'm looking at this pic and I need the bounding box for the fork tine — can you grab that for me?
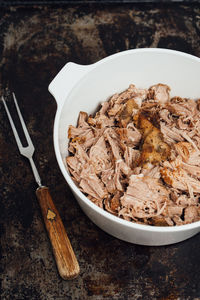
[12,92,34,148]
[1,96,23,152]
[2,93,40,185]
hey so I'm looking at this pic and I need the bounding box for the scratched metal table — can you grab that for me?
[0,3,200,300]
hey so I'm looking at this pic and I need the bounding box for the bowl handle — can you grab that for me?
[48,62,95,109]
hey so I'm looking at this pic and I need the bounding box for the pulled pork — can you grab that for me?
[66,83,200,226]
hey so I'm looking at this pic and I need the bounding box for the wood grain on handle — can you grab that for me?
[36,186,80,280]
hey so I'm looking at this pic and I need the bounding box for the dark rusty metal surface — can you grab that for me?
[0,3,200,300]
[0,0,200,5]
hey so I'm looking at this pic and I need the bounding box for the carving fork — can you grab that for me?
[2,93,80,280]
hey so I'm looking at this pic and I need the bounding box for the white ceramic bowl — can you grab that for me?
[49,48,200,246]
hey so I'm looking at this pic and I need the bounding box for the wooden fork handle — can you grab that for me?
[36,186,80,280]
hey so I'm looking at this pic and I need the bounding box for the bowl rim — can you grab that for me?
[54,47,200,233]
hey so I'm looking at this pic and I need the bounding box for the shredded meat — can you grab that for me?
[135,114,171,166]
[66,84,200,226]
[148,83,170,104]
[120,174,168,219]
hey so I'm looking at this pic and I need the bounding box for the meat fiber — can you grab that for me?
[148,83,170,104]
[66,84,200,226]
[120,174,169,219]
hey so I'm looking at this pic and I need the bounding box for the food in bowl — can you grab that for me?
[66,83,200,226]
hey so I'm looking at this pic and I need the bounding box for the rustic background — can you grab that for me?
[0,3,200,300]
[0,0,199,5]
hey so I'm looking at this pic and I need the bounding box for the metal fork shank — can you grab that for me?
[29,157,42,187]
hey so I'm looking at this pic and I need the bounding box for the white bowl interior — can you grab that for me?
[58,49,200,163]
